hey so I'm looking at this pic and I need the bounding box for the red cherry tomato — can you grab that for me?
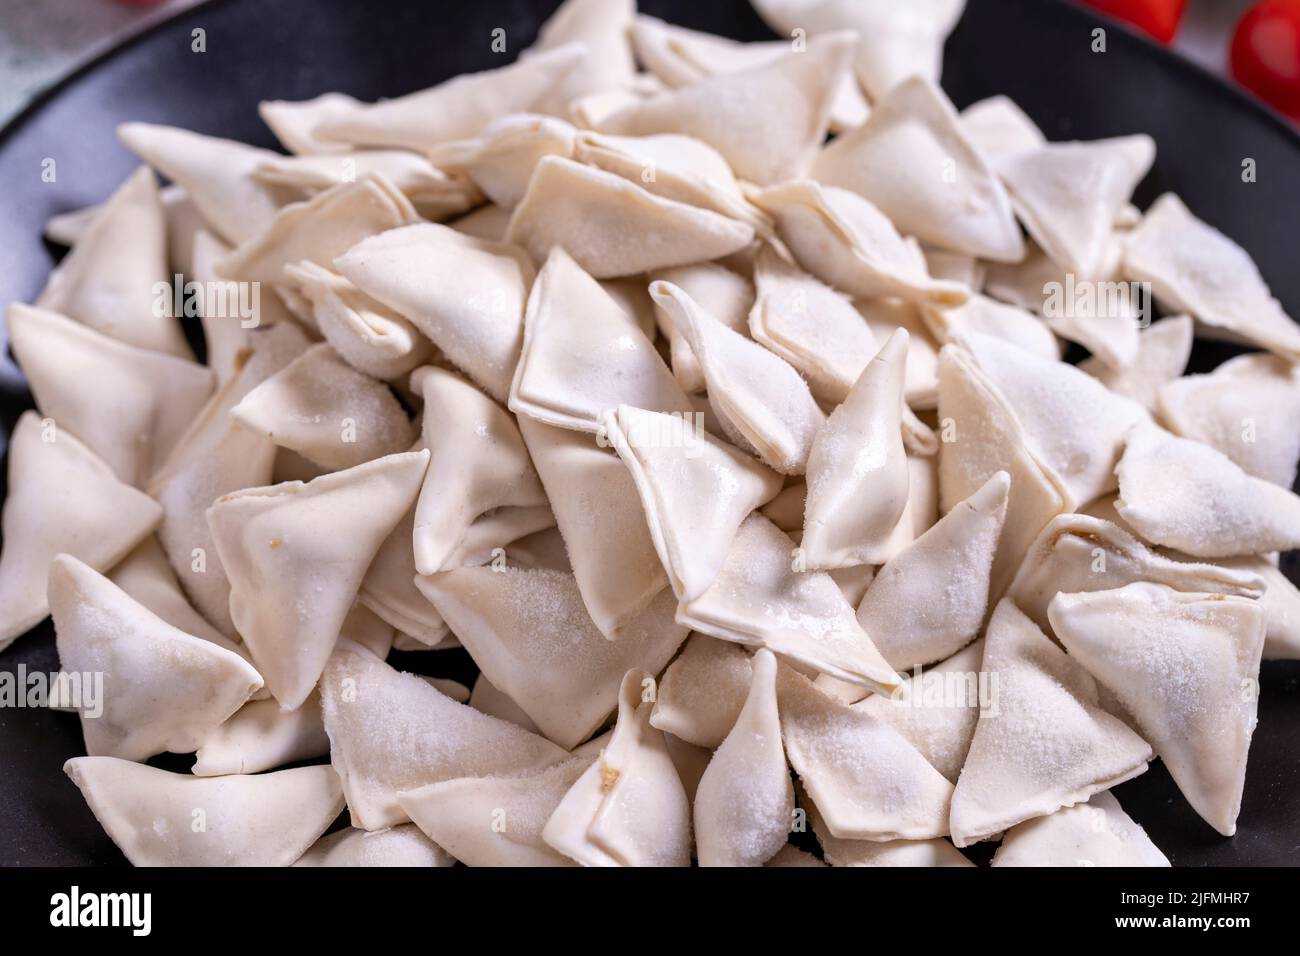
[1081,0,1188,44]
[1232,0,1300,119]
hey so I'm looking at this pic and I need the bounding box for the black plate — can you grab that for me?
[1,0,1297,866]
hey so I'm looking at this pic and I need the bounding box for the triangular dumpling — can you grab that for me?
[919,294,1061,362]
[542,670,693,866]
[207,450,429,709]
[292,824,454,867]
[335,223,534,403]
[192,690,330,776]
[518,418,667,637]
[936,345,1069,600]
[398,756,593,866]
[524,0,637,109]
[8,303,214,486]
[1079,314,1193,411]
[1115,424,1300,557]
[510,248,692,432]
[310,45,586,151]
[628,15,869,132]
[231,342,415,470]
[651,280,824,474]
[1123,192,1300,359]
[320,641,568,830]
[259,91,364,154]
[812,76,1024,262]
[1000,136,1156,278]
[649,634,753,750]
[694,650,794,866]
[505,157,755,278]
[409,366,551,576]
[1007,512,1266,633]
[0,412,161,650]
[35,166,191,357]
[801,330,911,568]
[602,404,783,602]
[216,175,418,288]
[855,639,985,782]
[50,554,262,761]
[959,94,1046,165]
[357,497,450,648]
[1048,583,1265,836]
[281,260,434,382]
[991,791,1170,867]
[751,0,965,102]
[858,472,1009,670]
[64,757,343,866]
[148,323,311,637]
[750,180,969,305]
[780,664,954,841]
[1157,351,1300,488]
[957,331,1150,508]
[573,130,771,232]
[415,567,687,748]
[108,537,247,659]
[678,514,901,694]
[949,599,1152,847]
[747,244,879,405]
[650,262,755,395]
[597,33,854,185]
[117,122,294,244]
[427,114,577,210]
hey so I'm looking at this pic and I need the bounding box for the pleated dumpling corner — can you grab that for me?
[308,44,586,152]
[335,223,534,403]
[1115,424,1300,557]
[398,755,594,866]
[596,32,854,186]
[541,670,693,866]
[410,365,550,576]
[601,404,783,602]
[991,791,1170,867]
[857,471,1009,671]
[64,757,344,866]
[649,280,824,475]
[1123,192,1300,360]
[414,566,687,749]
[505,157,755,278]
[1157,351,1300,488]
[427,113,577,210]
[510,247,692,433]
[34,165,191,358]
[811,76,1024,263]
[292,824,455,867]
[0,412,162,651]
[49,554,262,761]
[779,664,954,842]
[959,94,1045,165]
[693,650,794,866]
[749,180,970,305]
[206,449,429,709]
[191,690,330,776]
[7,303,214,486]
[948,599,1152,847]
[230,342,416,470]
[678,513,901,694]
[801,330,912,569]
[518,417,668,638]
[320,641,568,830]
[1048,583,1265,837]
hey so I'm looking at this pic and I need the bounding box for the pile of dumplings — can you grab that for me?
[5,0,1300,867]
